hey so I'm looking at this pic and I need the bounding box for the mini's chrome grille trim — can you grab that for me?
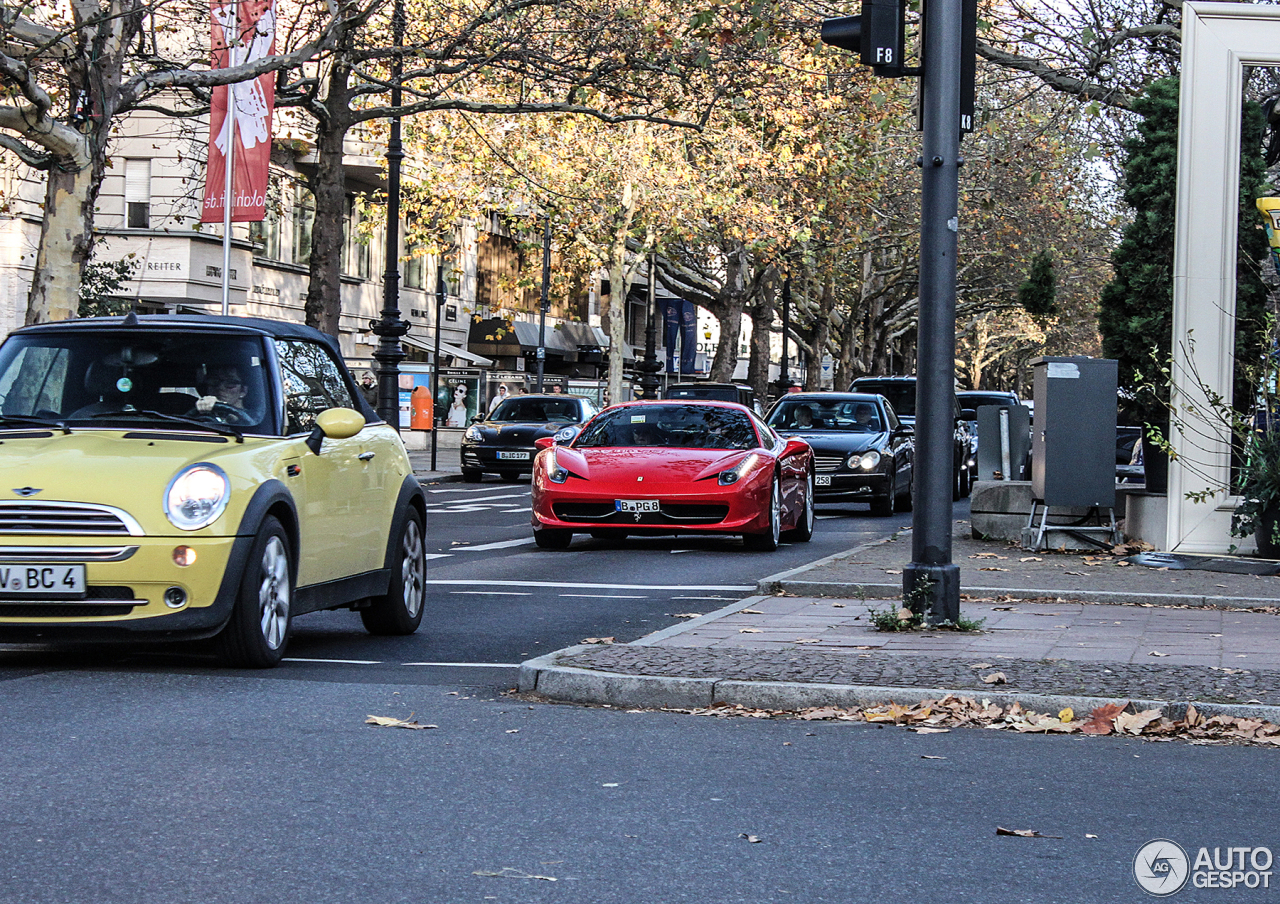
[0,546,138,562]
[0,501,143,537]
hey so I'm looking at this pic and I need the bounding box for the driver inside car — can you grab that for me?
[192,364,252,423]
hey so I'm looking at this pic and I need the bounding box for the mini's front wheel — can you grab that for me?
[216,516,293,668]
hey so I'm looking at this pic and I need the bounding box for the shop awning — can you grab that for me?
[400,333,493,367]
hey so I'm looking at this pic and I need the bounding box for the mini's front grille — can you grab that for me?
[0,502,140,537]
[0,546,137,562]
[552,501,730,526]
[814,452,847,473]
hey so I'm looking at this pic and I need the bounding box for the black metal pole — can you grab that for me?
[536,214,550,392]
[637,253,661,399]
[371,0,409,429]
[779,272,791,395]
[903,0,962,623]
[431,258,444,471]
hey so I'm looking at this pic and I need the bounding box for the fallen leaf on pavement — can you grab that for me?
[914,727,950,735]
[1148,650,1169,657]
[1063,571,1088,576]
[970,662,993,669]
[971,553,1007,559]
[1086,834,1099,839]
[1114,709,1163,735]
[366,715,438,730]
[1020,556,1042,562]
[671,613,703,619]
[981,672,1007,685]
[1059,707,1074,723]
[1080,702,1127,735]
[885,569,902,575]
[920,754,947,759]
[581,637,615,644]
[794,638,822,644]
[739,834,763,843]
[997,827,1063,839]
[473,868,557,881]
[740,608,764,614]
[739,627,762,634]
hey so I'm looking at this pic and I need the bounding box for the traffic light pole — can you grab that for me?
[903,0,961,623]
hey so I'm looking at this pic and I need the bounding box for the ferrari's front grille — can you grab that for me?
[813,452,846,474]
[552,502,730,526]
[0,502,141,537]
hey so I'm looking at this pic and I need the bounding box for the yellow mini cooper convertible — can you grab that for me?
[0,314,426,667]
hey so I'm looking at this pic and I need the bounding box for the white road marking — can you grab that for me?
[448,590,534,596]
[559,593,647,599]
[671,595,738,601]
[401,662,520,668]
[429,486,522,495]
[283,657,382,665]
[426,554,452,560]
[427,580,754,591]
[427,492,528,505]
[454,538,536,552]
[428,502,531,514]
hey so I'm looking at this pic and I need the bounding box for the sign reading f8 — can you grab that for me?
[820,0,905,78]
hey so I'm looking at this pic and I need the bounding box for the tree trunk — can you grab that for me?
[604,182,637,404]
[805,270,834,389]
[26,154,99,324]
[708,243,748,382]
[746,269,777,403]
[305,111,351,336]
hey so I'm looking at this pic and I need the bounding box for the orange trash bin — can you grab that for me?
[410,385,433,430]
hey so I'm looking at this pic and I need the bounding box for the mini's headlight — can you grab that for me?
[164,464,230,530]
[546,449,569,484]
[852,450,881,471]
[719,453,761,486]
[464,425,483,442]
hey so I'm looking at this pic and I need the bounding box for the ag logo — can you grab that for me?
[1135,839,1190,896]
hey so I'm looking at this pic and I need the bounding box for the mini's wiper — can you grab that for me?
[84,409,244,442]
[0,414,71,434]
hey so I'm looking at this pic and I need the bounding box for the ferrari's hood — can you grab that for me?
[557,446,753,484]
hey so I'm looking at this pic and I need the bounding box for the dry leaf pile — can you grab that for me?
[684,696,1280,745]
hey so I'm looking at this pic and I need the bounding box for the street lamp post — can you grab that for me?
[371,0,410,429]
[431,258,445,471]
[636,254,662,400]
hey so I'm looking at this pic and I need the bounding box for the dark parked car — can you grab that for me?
[766,392,913,516]
[461,394,596,482]
[664,382,764,416]
[957,389,1027,478]
[849,375,972,499]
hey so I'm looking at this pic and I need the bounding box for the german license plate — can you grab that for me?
[497,451,530,460]
[815,475,832,487]
[0,563,86,598]
[615,499,660,513]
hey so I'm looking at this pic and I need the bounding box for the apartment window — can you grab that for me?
[125,159,151,228]
[342,196,371,279]
[292,186,315,265]
[404,246,426,290]
[249,208,282,260]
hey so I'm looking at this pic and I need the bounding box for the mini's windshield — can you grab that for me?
[490,398,582,423]
[768,398,884,433]
[0,331,273,432]
[574,404,759,450]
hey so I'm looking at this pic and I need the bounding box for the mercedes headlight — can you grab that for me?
[164,463,230,530]
[850,450,881,471]
[464,425,483,442]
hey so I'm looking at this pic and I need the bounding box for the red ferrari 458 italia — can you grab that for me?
[530,400,815,551]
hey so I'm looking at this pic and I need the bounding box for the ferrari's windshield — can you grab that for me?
[0,331,273,431]
[768,398,884,433]
[574,404,759,450]
[490,398,582,423]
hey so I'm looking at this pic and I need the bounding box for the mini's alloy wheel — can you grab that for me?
[361,509,426,635]
[216,516,293,668]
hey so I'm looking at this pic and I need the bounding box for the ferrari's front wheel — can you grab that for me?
[361,509,426,636]
[744,475,781,552]
[783,471,815,543]
[534,528,572,549]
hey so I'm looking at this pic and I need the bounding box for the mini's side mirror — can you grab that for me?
[306,407,365,454]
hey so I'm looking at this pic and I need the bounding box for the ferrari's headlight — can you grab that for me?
[719,453,761,486]
[850,450,881,471]
[546,448,569,484]
[464,425,483,442]
[164,463,230,530]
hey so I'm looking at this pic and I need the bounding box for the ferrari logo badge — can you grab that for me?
[637,476,643,481]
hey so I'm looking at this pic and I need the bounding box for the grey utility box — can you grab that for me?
[1030,356,1117,508]
[975,404,1031,481]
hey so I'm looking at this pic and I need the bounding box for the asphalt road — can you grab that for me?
[4,478,1274,903]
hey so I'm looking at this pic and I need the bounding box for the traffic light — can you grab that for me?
[820,0,906,78]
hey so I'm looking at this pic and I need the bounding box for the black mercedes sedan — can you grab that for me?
[765,392,914,515]
[461,393,597,482]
